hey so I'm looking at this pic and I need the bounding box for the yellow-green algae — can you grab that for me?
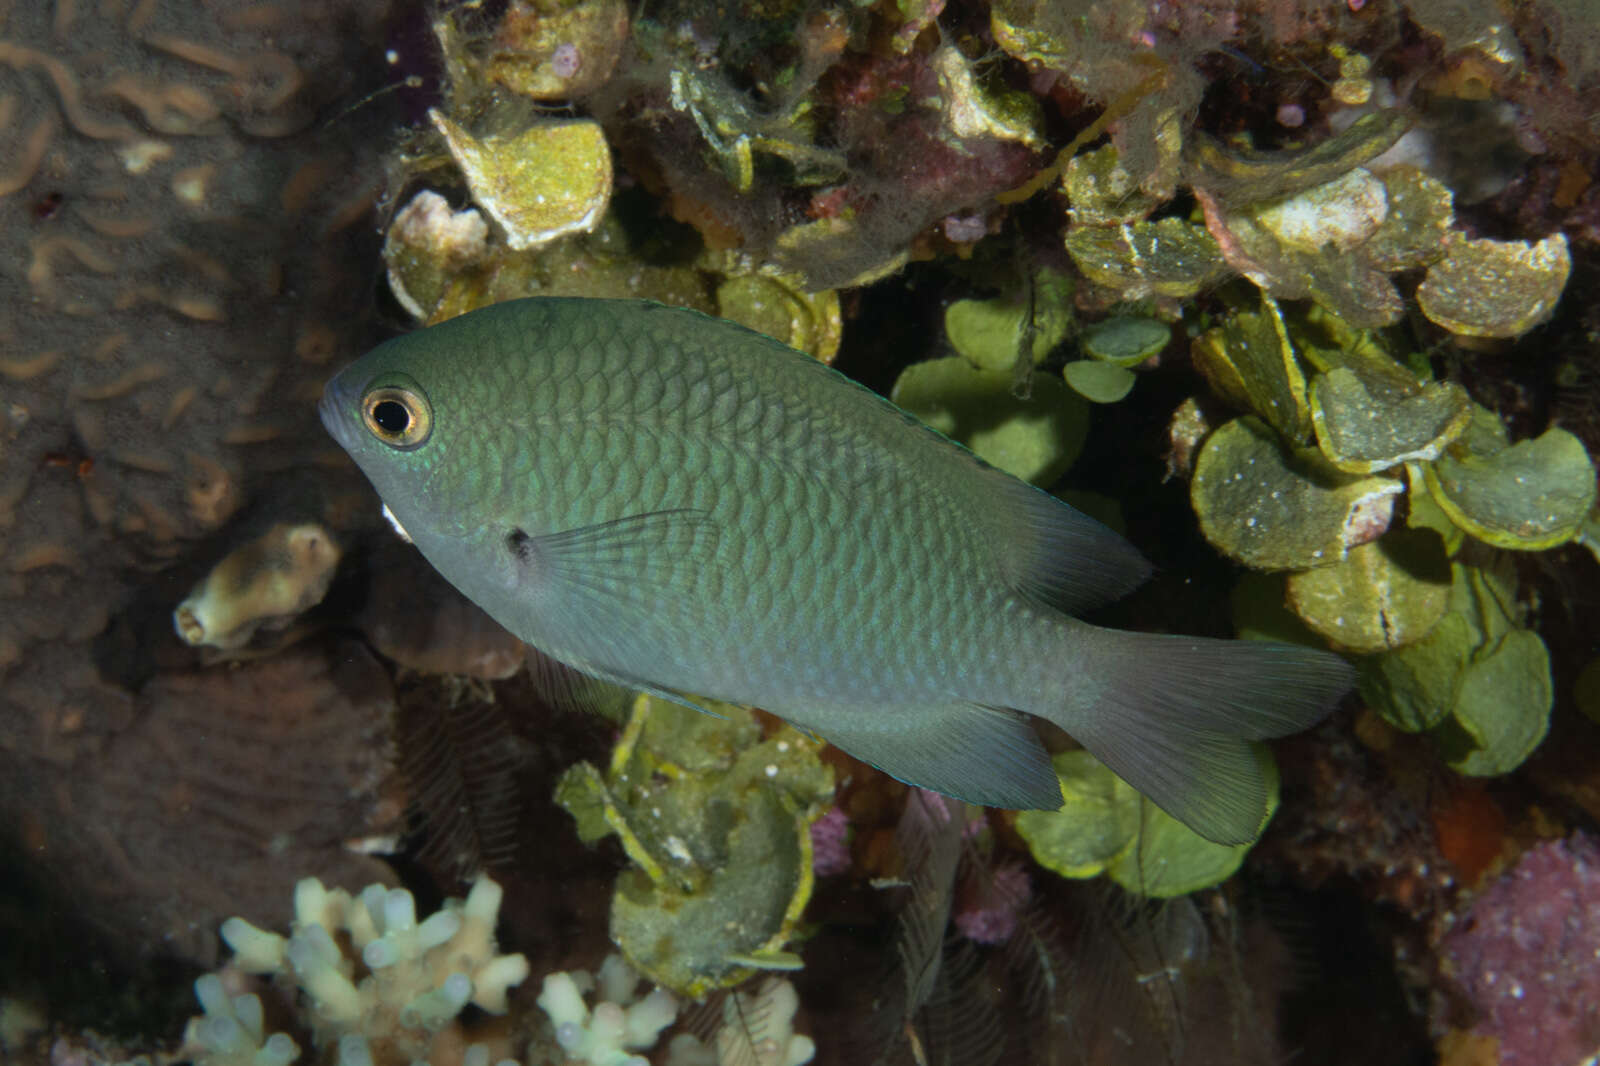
[1016,747,1280,898]
[1359,561,1553,774]
[555,694,832,997]
[1192,416,1402,571]
[1283,529,1451,654]
[891,357,1089,485]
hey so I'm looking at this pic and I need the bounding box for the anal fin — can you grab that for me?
[814,702,1061,810]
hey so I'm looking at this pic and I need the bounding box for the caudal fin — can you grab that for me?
[1052,629,1354,845]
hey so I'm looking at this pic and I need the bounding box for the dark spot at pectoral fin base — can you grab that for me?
[818,702,1062,810]
[505,508,721,606]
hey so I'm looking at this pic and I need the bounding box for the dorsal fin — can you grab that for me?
[981,468,1153,616]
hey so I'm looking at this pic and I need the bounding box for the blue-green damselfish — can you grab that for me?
[321,298,1352,844]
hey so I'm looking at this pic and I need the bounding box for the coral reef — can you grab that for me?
[6,1,1600,1064]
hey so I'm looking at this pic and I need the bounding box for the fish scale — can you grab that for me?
[322,297,1354,844]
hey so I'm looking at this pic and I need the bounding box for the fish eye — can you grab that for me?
[360,384,432,450]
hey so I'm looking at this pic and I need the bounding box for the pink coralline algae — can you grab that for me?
[1441,833,1600,1066]
[954,860,1031,946]
[811,805,852,877]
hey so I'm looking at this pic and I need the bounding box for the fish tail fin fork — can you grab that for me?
[1047,628,1355,845]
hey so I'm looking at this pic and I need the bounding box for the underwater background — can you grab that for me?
[1,0,1598,1063]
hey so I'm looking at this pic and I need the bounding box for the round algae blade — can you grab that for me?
[1192,416,1402,571]
[1417,233,1571,339]
[1284,529,1451,654]
[892,356,1089,485]
[1015,751,1141,879]
[1423,427,1597,551]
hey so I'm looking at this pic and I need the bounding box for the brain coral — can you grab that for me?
[0,0,402,964]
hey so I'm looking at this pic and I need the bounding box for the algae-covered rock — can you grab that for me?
[944,269,1073,372]
[1081,315,1170,367]
[1423,427,1597,550]
[1192,293,1311,442]
[891,357,1089,485]
[426,211,715,323]
[1253,168,1388,253]
[1015,748,1276,897]
[1062,359,1136,404]
[1416,233,1572,338]
[431,111,612,251]
[1063,144,1163,226]
[555,695,833,996]
[1192,416,1402,571]
[1065,218,1227,301]
[933,44,1043,148]
[1284,529,1451,653]
[1309,368,1472,474]
[716,275,842,363]
[483,0,631,100]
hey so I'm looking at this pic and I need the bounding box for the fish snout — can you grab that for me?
[318,373,358,447]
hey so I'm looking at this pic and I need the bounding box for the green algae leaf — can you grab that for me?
[554,762,614,844]
[1579,504,1600,567]
[1423,427,1597,550]
[1231,571,1326,647]
[1285,529,1451,653]
[1310,368,1472,473]
[1443,629,1553,777]
[1192,416,1403,571]
[1062,359,1136,404]
[1365,166,1455,272]
[891,356,1089,484]
[1192,294,1311,443]
[1404,466,1467,556]
[1450,557,1520,650]
[1015,750,1141,879]
[944,270,1073,371]
[1450,403,1512,459]
[1065,218,1227,300]
[1576,656,1600,727]
[1082,315,1170,366]
[1417,233,1572,338]
[716,275,842,363]
[1359,611,1475,733]
[1105,749,1279,898]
